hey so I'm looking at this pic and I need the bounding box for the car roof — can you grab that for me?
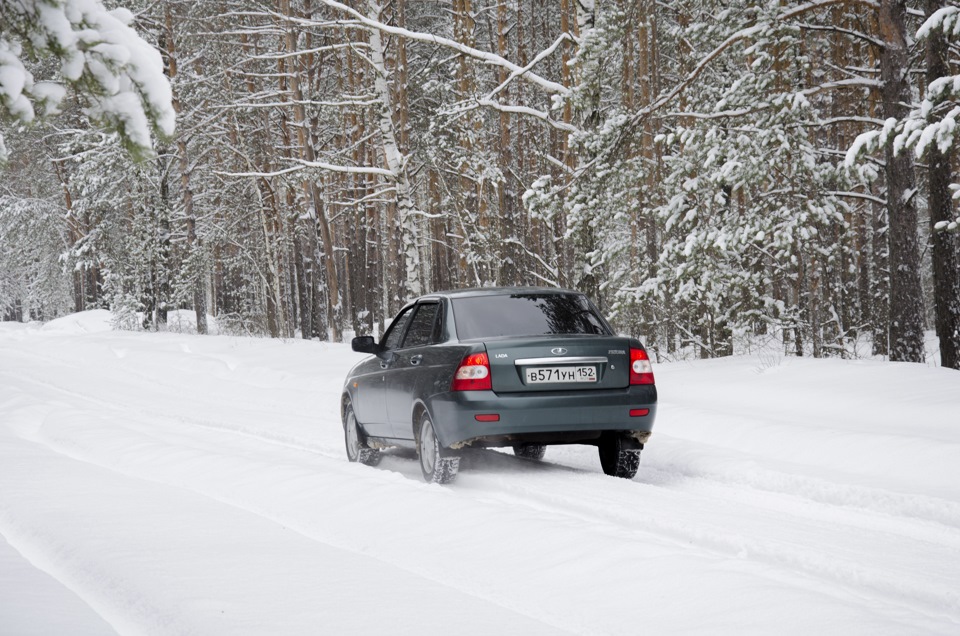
[417,286,583,301]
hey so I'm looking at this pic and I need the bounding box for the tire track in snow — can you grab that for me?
[657,399,960,510]
[2,431,567,636]
[0,342,324,433]
[11,358,960,538]
[39,439,584,634]
[640,451,960,531]
[458,451,960,623]
[2,398,580,635]
[0,362,338,459]
[0,518,129,635]
[0,434,176,636]
[10,359,960,537]
[0,524,119,635]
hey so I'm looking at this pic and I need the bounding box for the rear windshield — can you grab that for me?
[452,293,610,340]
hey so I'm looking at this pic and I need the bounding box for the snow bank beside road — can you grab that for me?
[1,315,958,635]
[655,354,960,501]
[40,309,114,334]
[34,309,218,335]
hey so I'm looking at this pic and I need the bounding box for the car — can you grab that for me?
[341,287,657,483]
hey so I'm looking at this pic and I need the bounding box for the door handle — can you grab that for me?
[380,361,389,369]
[410,354,423,366]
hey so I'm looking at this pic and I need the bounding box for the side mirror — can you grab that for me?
[351,335,380,354]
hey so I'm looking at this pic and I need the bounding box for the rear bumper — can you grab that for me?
[428,385,657,449]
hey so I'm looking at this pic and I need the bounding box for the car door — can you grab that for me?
[384,301,442,439]
[355,305,415,439]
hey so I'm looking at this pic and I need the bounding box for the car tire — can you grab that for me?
[344,402,381,466]
[512,443,547,460]
[598,436,640,479]
[417,413,459,484]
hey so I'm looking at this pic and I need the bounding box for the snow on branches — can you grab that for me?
[846,4,960,233]
[0,0,175,161]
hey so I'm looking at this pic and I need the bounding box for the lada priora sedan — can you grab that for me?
[342,287,657,483]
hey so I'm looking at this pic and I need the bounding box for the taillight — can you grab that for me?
[629,348,655,385]
[452,352,492,391]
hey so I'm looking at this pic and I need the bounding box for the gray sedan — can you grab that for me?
[342,287,657,483]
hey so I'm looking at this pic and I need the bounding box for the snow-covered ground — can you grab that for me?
[1,311,959,635]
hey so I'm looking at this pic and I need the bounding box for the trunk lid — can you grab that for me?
[484,336,632,393]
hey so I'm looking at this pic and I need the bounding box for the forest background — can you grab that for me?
[1,0,959,369]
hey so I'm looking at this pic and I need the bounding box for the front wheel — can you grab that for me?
[417,413,460,484]
[598,437,640,479]
[344,403,381,466]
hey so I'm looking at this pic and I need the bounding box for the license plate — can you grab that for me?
[525,366,597,384]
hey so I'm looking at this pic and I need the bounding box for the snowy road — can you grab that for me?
[2,312,959,634]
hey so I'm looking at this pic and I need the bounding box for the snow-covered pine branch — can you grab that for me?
[917,5,960,39]
[0,0,175,162]
[846,4,960,165]
[613,0,882,155]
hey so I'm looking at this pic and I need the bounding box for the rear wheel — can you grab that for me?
[417,413,459,484]
[513,443,547,460]
[598,436,640,479]
[344,403,381,466]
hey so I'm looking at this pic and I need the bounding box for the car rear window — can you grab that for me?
[452,293,610,340]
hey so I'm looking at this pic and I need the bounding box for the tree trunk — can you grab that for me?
[497,0,518,286]
[163,5,207,335]
[871,190,890,356]
[281,0,342,341]
[879,0,925,363]
[155,167,172,329]
[924,0,960,370]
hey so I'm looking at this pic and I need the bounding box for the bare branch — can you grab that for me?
[313,0,570,95]
[796,22,886,49]
[819,116,886,126]
[482,33,574,101]
[798,78,883,96]
[292,159,396,179]
[216,165,305,179]
[828,190,887,205]
[251,42,369,61]
[448,99,579,133]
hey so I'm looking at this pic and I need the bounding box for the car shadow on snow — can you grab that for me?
[372,446,598,483]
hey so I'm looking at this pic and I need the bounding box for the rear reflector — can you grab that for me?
[452,352,492,391]
[474,414,500,422]
[630,409,650,417]
[629,348,655,385]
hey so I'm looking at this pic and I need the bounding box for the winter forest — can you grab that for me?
[1,0,959,368]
